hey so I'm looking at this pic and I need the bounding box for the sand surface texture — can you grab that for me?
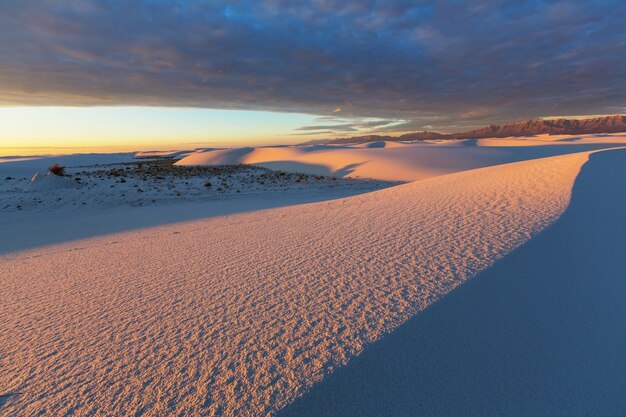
[1,151,590,416]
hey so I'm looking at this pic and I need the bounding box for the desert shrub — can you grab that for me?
[48,164,66,176]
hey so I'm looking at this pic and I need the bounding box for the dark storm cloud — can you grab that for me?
[1,0,625,130]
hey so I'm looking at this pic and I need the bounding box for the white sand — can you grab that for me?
[0,151,591,416]
[280,147,626,417]
[0,153,136,177]
[1,161,391,254]
[175,133,626,181]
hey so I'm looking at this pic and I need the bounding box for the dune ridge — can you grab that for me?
[280,148,626,417]
[175,134,626,182]
[1,151,590,416]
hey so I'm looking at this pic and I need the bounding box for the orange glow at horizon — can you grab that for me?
[0,106,324,156]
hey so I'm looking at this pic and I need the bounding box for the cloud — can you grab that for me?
[286,130,336,136]
[296,124,359,132]
[295,117,408,135]
[1,0,625,130]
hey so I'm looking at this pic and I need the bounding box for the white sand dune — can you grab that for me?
[476,132,626,146]
[1,151,592,416]
[175,133,626,181]
[0,188,389,255]
[1,163,390,254]
[280,147,626,417]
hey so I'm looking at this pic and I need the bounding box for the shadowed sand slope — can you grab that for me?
[1,152,590,416]
[280,147,626,417]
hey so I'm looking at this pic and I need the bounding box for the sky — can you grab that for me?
[1,0,625,155]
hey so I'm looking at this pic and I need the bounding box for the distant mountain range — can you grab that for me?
[301,115,626,145]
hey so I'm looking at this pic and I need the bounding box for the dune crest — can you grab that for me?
[1,151,590,416]
[175,134,626,182]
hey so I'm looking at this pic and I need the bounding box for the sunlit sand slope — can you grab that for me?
[175,134,626,181]
[0,152,589,416]
[280,147,626,417]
